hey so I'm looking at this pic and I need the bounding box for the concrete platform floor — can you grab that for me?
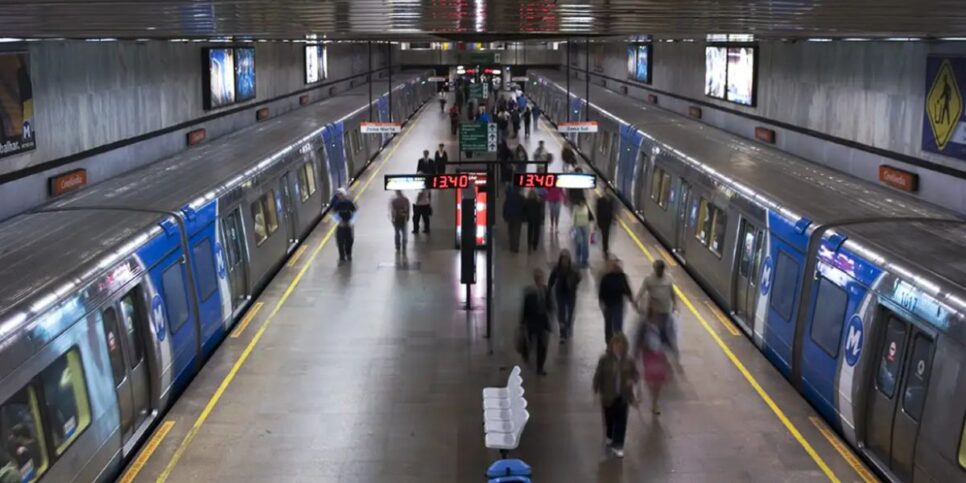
[122,94,878,483]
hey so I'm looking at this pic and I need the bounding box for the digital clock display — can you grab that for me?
[514,173,596,189]
[384,174,474,191]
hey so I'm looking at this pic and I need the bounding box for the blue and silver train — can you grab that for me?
[528,69,966,483]
[0,70,435,482]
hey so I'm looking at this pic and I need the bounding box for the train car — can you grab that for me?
[528,69,966,483]
[0,70,433,483]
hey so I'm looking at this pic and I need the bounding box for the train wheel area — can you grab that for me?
[119,94,877,483]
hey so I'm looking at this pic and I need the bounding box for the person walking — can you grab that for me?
[497,109,510,138]
[571,198,594,267]
[635,259,678,357]
[532,140,551,173]
[332,188,357,263]
[524,189,545,253]
[438,90,446,112]
[544,185,564,233]
[637,324,670,415]
[548,250,581,342]
[434,143,448,174]
[449,104,460,135]
[390,190,411,254]
[598,257,633,344]
[412,189,432,234]
[521,268,553,376]
[562,145,578,172]
[510,108,521,138]
[417,150,434,175]
[593,333,639,458]
[513,144,529,175]
[503,185,526,253]
[522,105,533,138]
[595,194,615,256]
[567,167,587,206]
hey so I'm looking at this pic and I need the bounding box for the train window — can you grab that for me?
[696,198,712,243]
[709,208,727,257]
[298,163,317,203]
[161,263,190,332]
[297,166,310,203]
[901,334,933,421]
[650,168,671,209]
[250,192,279,245]
[264,191,279,234]
[809,278,848,357]
[738,222,755,278]
[251,200,268,245]
[343,132,354,157]
[192,238,218,301]
[38,349,91,456]
[1,386,49,482]
[875,317,908,399]
[304,163,317,197]
[101,308,127,384]
[769,251,800,322]
[119,291,145,366]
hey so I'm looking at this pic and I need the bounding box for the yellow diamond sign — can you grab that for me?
[926,59,962,151]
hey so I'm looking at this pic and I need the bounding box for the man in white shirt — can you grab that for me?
[635,260,678,355]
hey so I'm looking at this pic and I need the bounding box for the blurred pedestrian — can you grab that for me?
[593,333,639,458]
[390,190,410,255]
[412,189,432,234]
[548,250,581,342]
[333,188,357,263]
[521,268,553,376]
[510,108,521,138]
[635,259,678,358]
[598,258,633,344]
[533,140,551,173]
[513,144,529,175]
[449,104,460,135]
[522,105,533,137]
[438,90,446,112]
[434,143,448,174]
[562,145,578,172]
[503,185,526,253]
[637,324,670,415]
[417,150,434,174]
[571,198,593,267]
[567,167,586,206]
[596,193,615,256]
[524,189,545,252]
[544,185,564,233]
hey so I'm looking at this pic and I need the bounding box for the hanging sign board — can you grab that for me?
[428,76,447,82]
[922,56,966,160]
[459,122,497,152]
[557,121,598,133]
[514,172,596,189]
[360,122,401,134]
[511,76,529,82]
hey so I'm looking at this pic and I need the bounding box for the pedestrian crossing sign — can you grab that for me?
[925,59,962,151]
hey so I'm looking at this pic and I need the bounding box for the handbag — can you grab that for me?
[590,230,598,245]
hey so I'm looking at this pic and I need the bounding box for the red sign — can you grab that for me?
[755,126,776,144]
[187,128,206,146]
[456,173,488,246]
[256,107,270,121]
[48,169,87,197]
[689,106,703,119]
[299,95,310,106]
[431,174,471,189]
[879,165,919,192]
[647,94,658,104]
[517,173,557,188]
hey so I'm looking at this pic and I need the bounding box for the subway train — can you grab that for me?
[528,69,966,483]
[0,70,435,482]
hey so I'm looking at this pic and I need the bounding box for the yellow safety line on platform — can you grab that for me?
[703,300,741,336]
[654,243,678,267]
[539,115,841,482]
[286,244,308,268]
[229,302,263,339]
[810,417,880,483]
[118,420,174,483]
[154,108,423,483]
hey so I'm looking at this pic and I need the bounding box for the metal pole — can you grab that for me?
[485,162,495,339]
[566,39,571,122]
[585,37,590,121]
[387,42,393,121]
[368,41,373,121]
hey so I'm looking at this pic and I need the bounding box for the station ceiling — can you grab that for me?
[0,0,962,40]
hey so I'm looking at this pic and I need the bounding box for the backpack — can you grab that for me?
[391,198,408,224]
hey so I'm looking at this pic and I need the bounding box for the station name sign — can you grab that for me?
[360,122,401,134]
[385,173,476,190]
[514,173,596,189]
[557,121,598,133]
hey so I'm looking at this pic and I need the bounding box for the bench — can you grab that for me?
[483,366,530,459]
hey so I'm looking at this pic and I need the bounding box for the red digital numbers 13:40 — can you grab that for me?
[517,173,557,188]
[431,174,471,189]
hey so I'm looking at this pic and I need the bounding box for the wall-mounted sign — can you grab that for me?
[689,106,703,119]
[514,173,596,189]
[459,122,497,152]
[299,95,310,106]
[428,76,447,82]
[879,165,919,192]
[755,126,776,144]
[646,94,658,104]
[0,52,36,159]
[187,128,207,146]
[256,107,270,121]
[360,122,401,134]
[922,56,966,159]
[511,76,529,82]
[48,169,87,197]
[558,121,598,133]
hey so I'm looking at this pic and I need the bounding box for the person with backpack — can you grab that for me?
[595,193,615,256]
[389,190,411,254]
[332,188,357,263]
[592,333,639,458]
[571,198,594,267]
[548,250,581,342]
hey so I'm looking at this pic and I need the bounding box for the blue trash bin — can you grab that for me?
[486,459,531,482]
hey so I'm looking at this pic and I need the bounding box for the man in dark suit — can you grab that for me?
[521,268,553,375]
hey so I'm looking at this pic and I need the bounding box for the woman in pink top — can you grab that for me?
[543,186,565,232]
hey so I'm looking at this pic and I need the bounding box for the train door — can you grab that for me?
[220,208,249,309]
[733,219,765,331]
[280,172,299,250]
[864,311,935,481]
[672,179,692,259]
[633,151,650,212]
[100,287,152,454]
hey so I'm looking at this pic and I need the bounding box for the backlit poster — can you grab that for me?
[206,48,235,109]
[305,45,320,83]
[726,47,755,105]
[0,52,35,158]
[704,46,727,99]
[234,47,256,102]
[626,45,635,78]
[635,44,651,83]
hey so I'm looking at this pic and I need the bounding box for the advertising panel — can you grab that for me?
[726,47,755,106]
[0,52,35,158]
[635,44,651,83]
[234,47,256,102]
[704,46,727,99]
[205,48,235,109]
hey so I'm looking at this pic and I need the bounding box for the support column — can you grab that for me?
[368,41,373,121]
[485,162,495,339]
[566,39,571,122]
[387,42,393,121]
[585,37,590,121]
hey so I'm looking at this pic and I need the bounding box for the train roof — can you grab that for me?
[47,71,427,214]
[0,71,428,336]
